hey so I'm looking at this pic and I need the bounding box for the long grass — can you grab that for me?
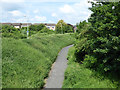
[2,33,74,88]
[62,46,117,88]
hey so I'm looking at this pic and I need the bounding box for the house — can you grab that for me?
[1,23,56,30]
[1,23,12,26]
[12,23,22,28]
[45,23,56,31]
[33,23,56,31]
[33,23,41,25]
[21,23,32,28]
[73,25,77,33]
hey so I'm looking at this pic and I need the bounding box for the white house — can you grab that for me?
[21,23,32,28]
[12,23,21,28]
[45,23,56,31]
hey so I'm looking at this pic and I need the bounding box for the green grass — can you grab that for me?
[2,33,74,88]
[62,46,117,88]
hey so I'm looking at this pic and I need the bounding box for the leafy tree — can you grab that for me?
[1,25,26,39]
[55,20,73,34]
[65,24,74,33]
[75,1,120,81]
[29,24,45,35]
[55,20,66,34]
[40,27,55,34]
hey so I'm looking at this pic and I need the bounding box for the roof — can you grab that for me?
[33,23,56,26]
[33,23,42,25]
[1,23,12,25]
[12,23,21,26]
[45,23,56,26]
[21,23,32,25]
[67,23,74,27]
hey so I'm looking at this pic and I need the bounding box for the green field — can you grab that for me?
[62,46,117,88]
[2,33,74,88]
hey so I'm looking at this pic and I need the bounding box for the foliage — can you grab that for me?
[29,24,45,32]
[1,24,52,39]
[62,47,116,88]
[55,20,74,34]
[29,24,45,36]
[74,1,120,86]
[1,25,26,39]
[2,34,74,88]
[40,27,55,34]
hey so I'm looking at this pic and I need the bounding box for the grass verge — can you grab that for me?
[2,33,74,88]
[62,46,117,88]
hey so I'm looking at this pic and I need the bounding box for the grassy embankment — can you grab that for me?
[2,33,74,88]
[62,46,117,88]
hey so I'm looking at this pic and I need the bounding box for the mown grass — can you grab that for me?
[2,33,74,88]
[62,46,117,88]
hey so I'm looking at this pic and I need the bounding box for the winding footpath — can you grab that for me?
[44,45,73,88]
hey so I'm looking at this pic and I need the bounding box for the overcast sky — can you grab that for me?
[0,0,93,25]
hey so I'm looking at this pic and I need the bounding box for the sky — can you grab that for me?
[0,0,93,25]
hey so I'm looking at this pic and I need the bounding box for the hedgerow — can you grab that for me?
[74,1,120,87]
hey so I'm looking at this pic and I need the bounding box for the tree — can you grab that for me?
[1,25,26,39]
[29,24,45,32]
[55,20,67,34]
[40,27,54,34]
[75,1,120,78]
[55,20,74,34]
[29,24,45,35]
[65,24,74,33]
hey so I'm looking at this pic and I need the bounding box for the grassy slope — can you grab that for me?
[62,46,116,88]
[2,33,74,88]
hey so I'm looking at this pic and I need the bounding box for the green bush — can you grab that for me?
[62,47,116,88]
[74,2,120,87]
[40,27,55,34]
[1,25,27,39]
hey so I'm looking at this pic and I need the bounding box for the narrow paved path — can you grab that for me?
[44,45,73,88]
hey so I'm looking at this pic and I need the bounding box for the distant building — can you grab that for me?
[21,23,32,28]
[1,23,12,26]
[1,23,56,30]
[12,23,22,28]
[73,25,77,33]
[45,23,56,31]
[33,23,56,31]
[33,23,41,25]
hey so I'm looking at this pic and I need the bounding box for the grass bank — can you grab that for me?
[2,33,74,88]
[62,46,117,88]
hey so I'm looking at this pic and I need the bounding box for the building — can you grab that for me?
[73,25,77,33]
[45,23,56,31]
[12,23,22,28]
[1,23,56,30]
[21,23,32,28]
[1,23,12,26]
[33,23,41,25]
[33,23,56,31]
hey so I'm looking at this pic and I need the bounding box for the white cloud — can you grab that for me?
[56,0,92,24]
[1,0,25,3]
[31,16,47,22]
[48,20,55,23]
[9,10,23,17]
[33,9,39,14]
[59,4,75,14]
[11,18,25,22]
[51,13,57,17]
[22,0,81,2]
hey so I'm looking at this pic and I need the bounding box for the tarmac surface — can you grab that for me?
[44,45,73,88]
